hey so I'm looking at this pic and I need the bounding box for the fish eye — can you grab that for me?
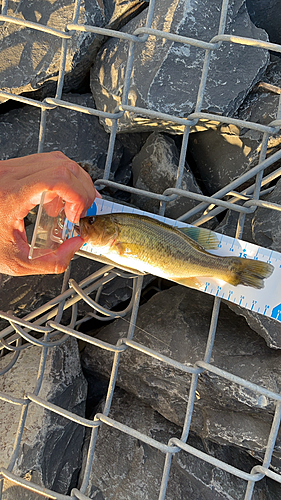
[88,217,95,225]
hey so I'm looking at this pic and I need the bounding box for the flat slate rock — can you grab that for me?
[252,177,281,252]
[0,93,123,178]
[0,0,147,99]
[131,132,204,220]
[188,57,281,195]
[80,388,281,500]
[246,0,281,45]
[0,337,87,499]
[0,254,149,333]
[91,0,269,133]
[81,285,281,465]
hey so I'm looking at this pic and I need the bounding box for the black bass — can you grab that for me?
[76,213,274,290]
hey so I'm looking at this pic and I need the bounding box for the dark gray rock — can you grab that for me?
[131,132,203,219]
[188,124,256,195]
[252,177,281,251]
[246,0,281,45]
[107,0,148,30]
[226,302,281,349]
[81,286,281,462]
[80,388,281,500]
[91,0,269,134]
[0,337,87,499]
[0,1,147,100]
[215,209,255,242]
[0,93,124,178]
[0,255,148,332]
[188,58,281,195]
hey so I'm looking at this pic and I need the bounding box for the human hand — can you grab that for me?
[0,151,101,276]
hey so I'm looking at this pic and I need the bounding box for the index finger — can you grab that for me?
[20,162,98,222]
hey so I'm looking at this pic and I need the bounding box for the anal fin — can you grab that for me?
[171,276,205,291]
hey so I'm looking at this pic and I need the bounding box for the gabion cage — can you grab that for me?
[1,0,281,499]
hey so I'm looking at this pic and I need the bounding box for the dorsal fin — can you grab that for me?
[177,226,219,250]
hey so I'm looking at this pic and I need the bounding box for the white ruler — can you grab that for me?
[79,198,281,323]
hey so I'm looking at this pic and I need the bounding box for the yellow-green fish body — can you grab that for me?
[77,213,274,289]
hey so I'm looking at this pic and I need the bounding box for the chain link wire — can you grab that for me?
[1,0,281,498]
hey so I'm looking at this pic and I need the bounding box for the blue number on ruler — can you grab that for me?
[239,249,247,258]
[228,290,233,300]
[204,282,210,292]
[216,286,222,296]
[239,295,245,306]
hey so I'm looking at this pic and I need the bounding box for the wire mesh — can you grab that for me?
[1,0,281,498]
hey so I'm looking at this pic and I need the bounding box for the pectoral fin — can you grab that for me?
[178,226,219,250]
[171,276,205,291]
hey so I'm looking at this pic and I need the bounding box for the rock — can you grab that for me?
[0,1,147,100]
[0,93,124,179]
[215,209,255,242]
[131,132,203,219]
[215,212,281,350]
[252,177,281,251]
[80,388,281,499]
[90,0,269,134]
[188,123,257,195]
[107,0,148,30]
[0,1,104,98]
[226,302,281,349]
[246,0,281,44]
[188,57,281,195]
[0,255,150,332]
[81,286,281,462]
[0,337,87,498]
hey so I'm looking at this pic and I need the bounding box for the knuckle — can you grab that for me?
[53,160,80,182]
[48,150,66,161]
[53,164,73,183]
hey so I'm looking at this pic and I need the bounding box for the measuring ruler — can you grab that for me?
[79,198,281,323]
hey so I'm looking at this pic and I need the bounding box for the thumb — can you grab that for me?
[28,236,84,275]
[52,236,85,273]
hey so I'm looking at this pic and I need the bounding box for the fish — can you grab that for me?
[76,213,274,290]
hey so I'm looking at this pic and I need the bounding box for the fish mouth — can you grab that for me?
[74,224,81,235]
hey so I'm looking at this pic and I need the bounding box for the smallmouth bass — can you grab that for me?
[76,213,274,290]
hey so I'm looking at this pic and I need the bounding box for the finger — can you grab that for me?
[18,167,97,222]
[17,152,96,198]
[32,236,85,274]
[4,151,90,183]
[43,196,65,218]
[5,236,84,276]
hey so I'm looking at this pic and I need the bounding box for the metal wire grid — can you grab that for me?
[0,0,281,498]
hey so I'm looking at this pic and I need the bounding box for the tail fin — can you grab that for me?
[227,258,274,289]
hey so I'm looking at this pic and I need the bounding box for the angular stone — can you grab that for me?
[0,254,149,332]
[246,0,281,44]
[0,93,124,178]
[91,0,269,133]
[81,286,281,460]
[131,132,203,219]
[0,337,87,498]
[252,177,281,251]
[0,1,147,99]
[215,209,255,242]
[226,302,281,349]
[80,388,281,499]
[188,57,281,195]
